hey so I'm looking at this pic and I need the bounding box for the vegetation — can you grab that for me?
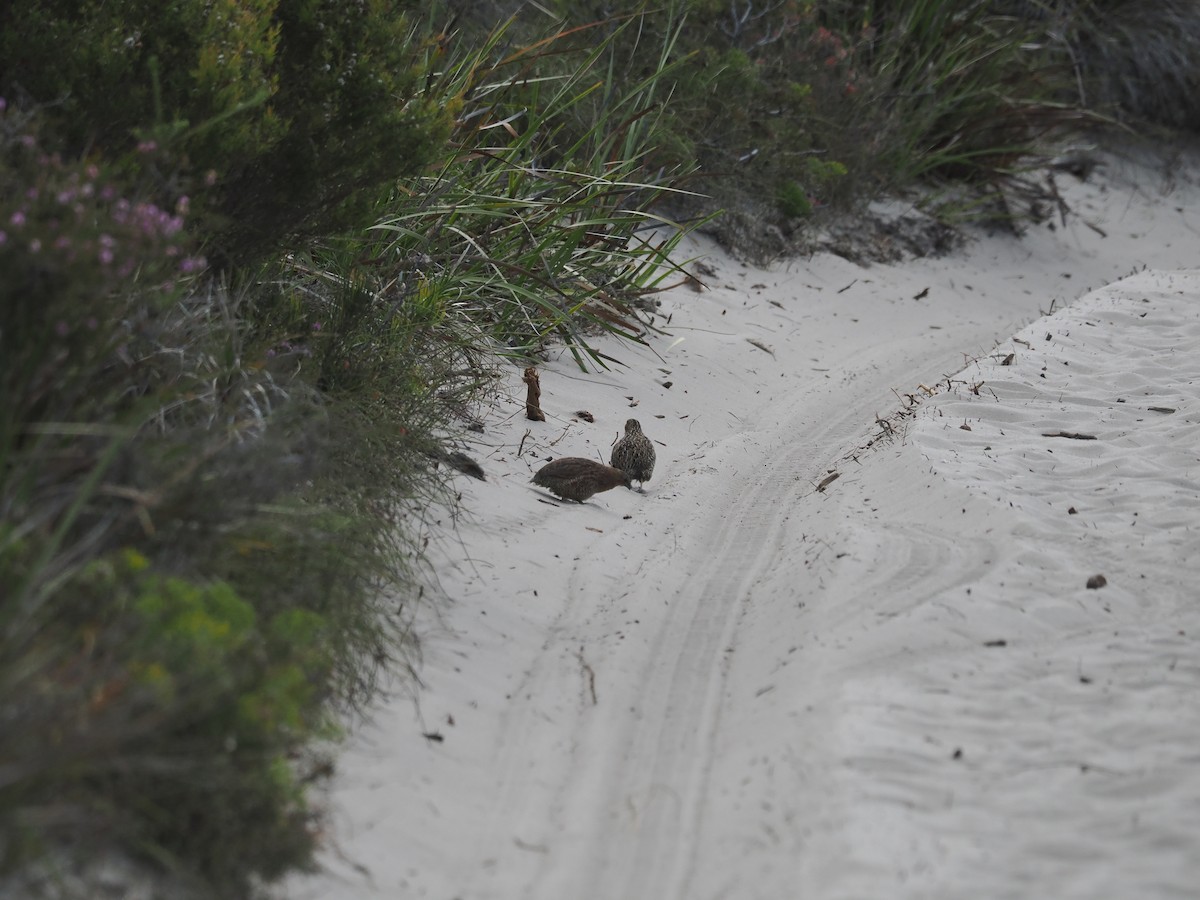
[1053,0,1200,131]
[1,0,1197,896]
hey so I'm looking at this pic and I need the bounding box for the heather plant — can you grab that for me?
[0,110,203,442]
[0,0,453,268]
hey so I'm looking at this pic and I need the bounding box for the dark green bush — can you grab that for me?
[0,0,453,267]
[0,547,330,893]
[1052,0,1200,131]
[0,103,460,893]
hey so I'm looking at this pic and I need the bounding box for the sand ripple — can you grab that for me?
[843,270,1200,899]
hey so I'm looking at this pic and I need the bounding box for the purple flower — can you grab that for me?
[28,238,41,253]
[86,164,100,180]
[0,230,6,245]
[311,321,322,332]
[10,210,26,227]
[99,247,114,265]
[55,320,69,337]
[0,97,6,113]
[175,195,190,215]
[179,256,207,273]
[137,140,158,154]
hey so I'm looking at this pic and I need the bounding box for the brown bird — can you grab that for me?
[610,418,656,491]
[531,457,632,503]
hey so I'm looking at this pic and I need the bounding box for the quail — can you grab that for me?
[531,457,632,503]
[610,418,655,491]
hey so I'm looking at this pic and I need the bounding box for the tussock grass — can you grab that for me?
[1054,0,1200,131]
[369,12,699,370]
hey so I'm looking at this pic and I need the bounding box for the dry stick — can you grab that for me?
[746,337,775,356]
[523,366,546,421]
[577,647,597,705]
[816,471,840,492]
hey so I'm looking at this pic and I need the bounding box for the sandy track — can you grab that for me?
[285,154,1200,900]
[459,331,1026,900]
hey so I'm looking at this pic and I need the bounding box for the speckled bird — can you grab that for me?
[531,457,632,503]
[610,418,656,490]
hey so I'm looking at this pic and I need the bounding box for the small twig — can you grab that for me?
[746,337,775,356]
[577,647,597,705]
[517,428,532,457]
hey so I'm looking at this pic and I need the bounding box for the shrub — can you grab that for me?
[0,0,453,268]
[0,548,331,893]
[0,110,201,444]
[0,104,458,893]
[363,9,697,369]
[1052,0,1200,132]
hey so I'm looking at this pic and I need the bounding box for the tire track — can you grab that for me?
[467,338,995,900]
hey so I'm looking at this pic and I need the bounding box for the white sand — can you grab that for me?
[284,150,1200,899]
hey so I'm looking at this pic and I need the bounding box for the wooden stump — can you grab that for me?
[523,366,546,421]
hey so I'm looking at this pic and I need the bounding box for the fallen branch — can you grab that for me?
[816,471,840,492]
[1042,431,1097,440]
